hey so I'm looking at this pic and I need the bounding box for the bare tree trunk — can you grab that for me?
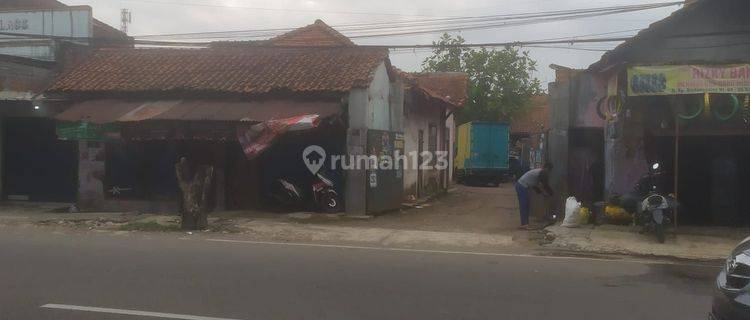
[175,157,215,230]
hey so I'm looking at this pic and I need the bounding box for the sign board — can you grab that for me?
[0,7,92,38]
[57,122,120,141]
[628,65,750,96]
[0,7,93,61]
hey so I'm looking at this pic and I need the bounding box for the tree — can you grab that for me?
[422,33,542,124]
[175,157,215,230]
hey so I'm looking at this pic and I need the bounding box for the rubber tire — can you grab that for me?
[677,95,704,120]
[320,192,341,213]
[713,94,740,121]
[655,223,666,243]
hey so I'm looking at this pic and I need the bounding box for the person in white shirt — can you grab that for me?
[515,163,554,229]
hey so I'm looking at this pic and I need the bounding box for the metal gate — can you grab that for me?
[366,130,404,213]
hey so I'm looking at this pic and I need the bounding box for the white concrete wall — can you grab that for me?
[366,62,391,131]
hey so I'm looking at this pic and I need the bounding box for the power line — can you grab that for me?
[125,36,634,48]
[347,5,678,39]
[132,2,681,39]
[120,0,441,18]
[522,45,612,52]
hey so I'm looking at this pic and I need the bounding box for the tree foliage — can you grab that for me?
[422,33,542,124]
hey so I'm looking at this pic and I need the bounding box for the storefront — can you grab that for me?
[54,99,345,212]
[595,64,750,226]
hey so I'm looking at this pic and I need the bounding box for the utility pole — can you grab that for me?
[120,9,132,34]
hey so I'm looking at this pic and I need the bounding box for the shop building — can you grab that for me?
[0,1,131,202]
[549,0,750,226]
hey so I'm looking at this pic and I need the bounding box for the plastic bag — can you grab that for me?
[605,205,632,224]
[562,196,583,227]
[579,207,591,224]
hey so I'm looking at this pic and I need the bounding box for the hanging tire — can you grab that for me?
[713,94,740,121]
[675,95,704,120]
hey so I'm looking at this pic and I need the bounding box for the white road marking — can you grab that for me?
[40,304,242,320]
[206,238,720,268]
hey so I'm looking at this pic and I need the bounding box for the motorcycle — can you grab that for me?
[611,162,677,243]
[311,172,341,213]
[634,163,679,243]
[268,172,341,213]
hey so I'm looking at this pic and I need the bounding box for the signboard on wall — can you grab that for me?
[0,7,92,37]
[0,7,93,60]
[57,122,120,141]
[628,65,750,96]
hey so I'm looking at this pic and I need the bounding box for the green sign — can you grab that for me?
[56,122,121,141]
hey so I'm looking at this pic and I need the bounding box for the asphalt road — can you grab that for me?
[0,228,720,320]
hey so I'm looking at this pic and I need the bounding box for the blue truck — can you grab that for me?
[454,121,510,186]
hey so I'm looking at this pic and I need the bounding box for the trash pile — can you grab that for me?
[561,196,633,228]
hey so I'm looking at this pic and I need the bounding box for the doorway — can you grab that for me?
[3,117,78,202]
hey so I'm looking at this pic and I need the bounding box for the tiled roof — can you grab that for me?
[268,20,355,47]
[510,96,549,134]
[413,72,469,107]
[48,47,389,95]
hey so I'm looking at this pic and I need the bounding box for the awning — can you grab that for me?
[55,99,342,124]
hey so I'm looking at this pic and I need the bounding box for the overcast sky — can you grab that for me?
[60,0,681,84]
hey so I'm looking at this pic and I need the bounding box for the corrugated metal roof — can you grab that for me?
[589,0,708,71]
[55,99,342,123]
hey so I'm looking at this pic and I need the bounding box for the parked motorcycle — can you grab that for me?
[638,163,679,243]
[268,172,341,213]
[311,172,341,213]
[611,162,677,243]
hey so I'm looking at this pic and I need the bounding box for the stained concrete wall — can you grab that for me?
[402,94,450,199]
[548,80,570,216]
[366,63,391,131]
[345,61,402,214]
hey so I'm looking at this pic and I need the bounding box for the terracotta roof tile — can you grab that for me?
[511,103,549,134]
[48,47,389,95]
[413,72,469,107]
[268,19,355,47]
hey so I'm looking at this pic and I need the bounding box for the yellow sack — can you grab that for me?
[579,207,590,224]
[605,205,632,224]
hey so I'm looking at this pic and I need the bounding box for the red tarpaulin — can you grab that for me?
[237,114,321,159]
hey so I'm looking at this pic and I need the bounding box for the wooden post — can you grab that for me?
[673,117,680,230]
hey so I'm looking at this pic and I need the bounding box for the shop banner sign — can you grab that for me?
[56,122,120,141]
[628,65,750,96]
